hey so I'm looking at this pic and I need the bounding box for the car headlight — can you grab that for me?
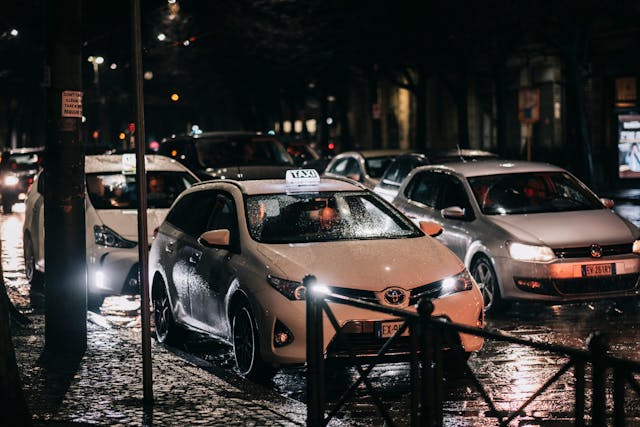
[507,241,555,262]
[94,225,137,248]
[633,240,640,254]
[267,275,307,300]
[439,269,474,297]
[4,175,19,186]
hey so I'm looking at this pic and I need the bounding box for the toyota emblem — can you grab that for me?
[590,244,602,258]
[383,287,407,306]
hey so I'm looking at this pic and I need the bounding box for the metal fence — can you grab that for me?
[303,275,640,427]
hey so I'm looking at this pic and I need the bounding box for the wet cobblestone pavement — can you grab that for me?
[5,203,640,426]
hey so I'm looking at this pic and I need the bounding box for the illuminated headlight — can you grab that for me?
[439,270,474,297]
[507,241,556,262]
[267,275,307,300]
[4,175,19,186]
[94,225,137,248]
[95,270,107,289]
[633,240,640,254]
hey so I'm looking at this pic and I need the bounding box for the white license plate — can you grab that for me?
[375,321,409,339]
[582,263,615,277]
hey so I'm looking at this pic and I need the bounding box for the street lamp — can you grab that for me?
[87,56,104,86]
[87,56,108,145]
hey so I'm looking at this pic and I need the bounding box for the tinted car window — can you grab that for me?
[406,172,442,208]
[438,175,474,219]
[206,193,238,243]
[166,190,219,238]
[382,156,429,186]
[328,158,349,174]
[365,156,395,179]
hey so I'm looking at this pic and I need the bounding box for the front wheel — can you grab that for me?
[152,282,183,345]
[23,234,44,290]
[471,255,508,314]
[232,303,275,381]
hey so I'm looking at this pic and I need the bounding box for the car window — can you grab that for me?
[166,190,219,238]
[86,171,197,210]
[245,191,421,243]
[405,172,442,208]
[469,172,604,215]
[329,158,349,174]
[437,175,474,219]
[382,157,428,186]
[364,156,394,179]
[206,193,238,243]
[194,137,293,168]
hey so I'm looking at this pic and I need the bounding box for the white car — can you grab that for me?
[149,169,484,380]
[22,154,199,308]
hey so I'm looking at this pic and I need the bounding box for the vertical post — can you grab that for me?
[613,367,626,427]
[588,332,608,427]
[304,275,324,427]
[574,359,585,427]
[409,318,420,427]
[44,0,87,355]
[131,0,153,405]
[432,324,444,427]
[418,298,435,426]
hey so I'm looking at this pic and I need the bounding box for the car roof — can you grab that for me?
[161,131,269,142]
[337,149,410,159]
[192,176,365,196]
[417,159,567,177]
[85,154,194,173]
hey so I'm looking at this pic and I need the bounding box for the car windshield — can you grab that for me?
[86,171,197,209]
[469,172,604,215]
[195,136,293,168]
[245,191,421,243]
[365,156,395,179]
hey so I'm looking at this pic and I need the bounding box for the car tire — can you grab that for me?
[23,234,44,290]
[471,255,508,314]
[88,293,105,311]
[232,303,275,381]
[152,281,183,346]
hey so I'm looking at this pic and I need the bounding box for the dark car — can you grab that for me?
[283,140,331,172]
[157,131,295,180]
[0,147,45,213]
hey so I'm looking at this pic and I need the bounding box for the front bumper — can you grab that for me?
[495,254,640,302]
[87,246,139,296]
[253,287,484,366]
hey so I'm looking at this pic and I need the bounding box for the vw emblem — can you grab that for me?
[590,244,602,258]
[383,287,407,306]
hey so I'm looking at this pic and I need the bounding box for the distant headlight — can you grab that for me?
[4,175,19,186]
[439,269,474,297]
[94,225,136,248]
[267,275,306,300]
[633,240,640,254]
[507,241,556,262]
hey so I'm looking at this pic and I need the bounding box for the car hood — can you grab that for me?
[202,165,293,180]
[256,236,464,291]
[488,209,639,247]
[94,209,168,241]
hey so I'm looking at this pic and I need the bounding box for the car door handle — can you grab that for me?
[189,251,202,264]
[165,242,174,253]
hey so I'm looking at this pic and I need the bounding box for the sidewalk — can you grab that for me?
[11,310,307,426]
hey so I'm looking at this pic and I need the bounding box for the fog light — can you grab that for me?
[274,319,294,347]
[516,279,543,290]
[95,271,108,290]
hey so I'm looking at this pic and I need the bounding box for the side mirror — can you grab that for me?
[419,221,443,237]
[600,198,614,209]
[198,229,230,247]
[441,206,465,219]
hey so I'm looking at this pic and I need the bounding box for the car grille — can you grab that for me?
[552,273,639,295]
[327,286,378,303]
[553,243,633,259]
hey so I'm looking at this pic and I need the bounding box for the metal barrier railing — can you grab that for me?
[303,275,640,427]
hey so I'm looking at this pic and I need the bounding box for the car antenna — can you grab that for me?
[457,144,467,163]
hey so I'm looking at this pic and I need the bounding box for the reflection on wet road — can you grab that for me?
[4,204,640,425]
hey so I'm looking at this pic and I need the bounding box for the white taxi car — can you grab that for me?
[22,154,199,308]
[149,169,484,380]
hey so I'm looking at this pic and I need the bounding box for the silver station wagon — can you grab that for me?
[392,160,640,313]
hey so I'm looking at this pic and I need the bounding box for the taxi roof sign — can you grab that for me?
[286,169,320,186]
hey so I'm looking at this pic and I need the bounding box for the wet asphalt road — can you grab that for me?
[5,202,640,426]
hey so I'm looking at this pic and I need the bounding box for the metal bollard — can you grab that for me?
[304,274,325,427]
[587,332,608,427]
[417,297,435,426]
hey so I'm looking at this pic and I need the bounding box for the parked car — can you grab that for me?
[22,154,199,308]
[374,149,498,202]
[149,169,484,380]
[283,140,331,172]
[0,146,45,213]
[391,160,640,313]
[157,131,295,180]
[323,149,409,189]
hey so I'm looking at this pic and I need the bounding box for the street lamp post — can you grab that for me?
[87,56,109,147]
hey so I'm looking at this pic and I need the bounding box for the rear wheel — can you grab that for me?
[23,234,44,290]
[152,281,183,345]
[232,303,275,381]
[471,255,507,314]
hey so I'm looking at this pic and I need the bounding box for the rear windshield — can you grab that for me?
[86,171,197,209]
[245,191,421,243]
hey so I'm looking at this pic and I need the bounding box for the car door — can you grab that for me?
[434,174,476,260]
[395,170,443,224]
[189,191,239,336]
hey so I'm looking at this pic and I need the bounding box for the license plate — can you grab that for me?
[375,321,409,339]
[582,263,615,277]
